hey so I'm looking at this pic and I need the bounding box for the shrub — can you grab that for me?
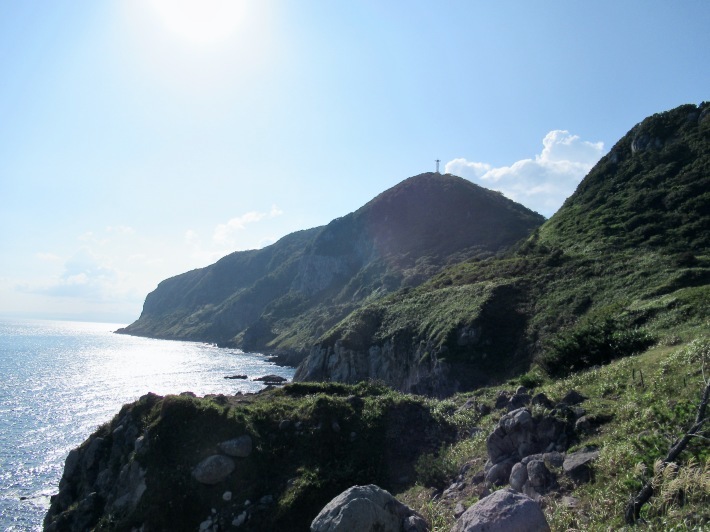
[540,317,655,377]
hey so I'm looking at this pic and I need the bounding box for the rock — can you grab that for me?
[575,415,592,433]
[452,488,550,532]
[310,484,428,532]
[223,491,232,501]
[526,460,553,492]
[224,374,248,379]
[515,386,528,395]
[531,393,554,409]
[563,449,600,483]
[509,462,528,491]
[476,403,491,416]
[279,419,292,431]
[485,460,514,486]
[494,392,510,409]
[507,393,532,411]
[543,451,565,468]
[218,435,253,458]
[561,390,587,405]
[232,511,247,527]
[192,455,236,485]
[454,502,466,518]
[254,374,288,384]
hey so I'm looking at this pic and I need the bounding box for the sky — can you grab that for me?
[0,1,708,324]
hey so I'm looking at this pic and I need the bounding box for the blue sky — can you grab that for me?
[1,1,708,323]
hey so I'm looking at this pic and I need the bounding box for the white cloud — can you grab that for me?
[445,130,604,217]
[212,205,283,246]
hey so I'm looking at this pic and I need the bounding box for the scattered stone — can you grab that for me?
[232,511,247,527]
[485,460,514,486]
[507,393,532,411]
[222,491,232,501]
[454,502,466,518]
[279,419,292,431]
[526,460,553,492]
[192,455,236,485]
[224,375,248,379]
[563,449,600,483]
[218,435,253,458]
[575,415,592,433]
[509,462,528,492]
[311,484,428,532]
[476,403,492,416]
[494,392,510,409]
[259,494,273,505]
[531,393,555,409]
[515,385,528,395]
[562,496,580,508]
[452,488,550,532]
[561,390,587,406]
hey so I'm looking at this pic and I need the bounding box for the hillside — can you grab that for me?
[117,173,544,355]
[295,102,710,394]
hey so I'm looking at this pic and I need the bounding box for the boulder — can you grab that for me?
[561,389,587,406]
[452,488,550,532]
[563,449,600,483]
[192,455,236,485]
[531,393,554,409]
[311,484,428,532]
[218,435,253,458]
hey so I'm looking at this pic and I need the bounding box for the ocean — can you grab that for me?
[0,318,295,531]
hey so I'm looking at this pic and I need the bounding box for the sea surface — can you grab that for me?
[0,318,295,531]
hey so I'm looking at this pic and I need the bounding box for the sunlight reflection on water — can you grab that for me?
[0,318,294,530]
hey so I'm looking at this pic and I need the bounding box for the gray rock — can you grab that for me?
[509,462,528,491]
[192,455,236,485]
[526,460,553,491]
[531,393,554,409]
[563,449,600,483]
[218,435,253,458]
[507,393,532,411]
[561,389,587,405]
[454,502,467,518]
[311,484,428,532]
[485,461,514,486]
[452,488,550,532]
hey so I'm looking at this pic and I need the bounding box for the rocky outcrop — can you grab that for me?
[311,485,428,532]
[452,488,550,532]
[44,393,160,531]
[294,338,452,395]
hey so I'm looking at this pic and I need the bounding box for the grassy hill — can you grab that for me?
[297,102,709,392]
[117,173,544,355]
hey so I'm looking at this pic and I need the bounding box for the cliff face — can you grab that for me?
[294,103,710,393]
[118,173,544,354]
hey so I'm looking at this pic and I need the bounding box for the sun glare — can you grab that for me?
[148,0,245,45]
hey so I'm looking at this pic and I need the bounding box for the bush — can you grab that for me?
[540,317,655,377]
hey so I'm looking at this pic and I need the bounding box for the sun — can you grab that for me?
[147,0,245,45]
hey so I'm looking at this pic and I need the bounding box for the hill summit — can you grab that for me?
[117,172,544,354]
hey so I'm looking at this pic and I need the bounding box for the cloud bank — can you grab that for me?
[445,130,604,217]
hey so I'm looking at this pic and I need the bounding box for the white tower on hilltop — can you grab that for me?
[435,159,440,174]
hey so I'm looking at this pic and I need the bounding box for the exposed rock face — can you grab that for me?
[311,485,428,532]
[294,338,450,395]
[44,393,161,531]
[451,488,550,532]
